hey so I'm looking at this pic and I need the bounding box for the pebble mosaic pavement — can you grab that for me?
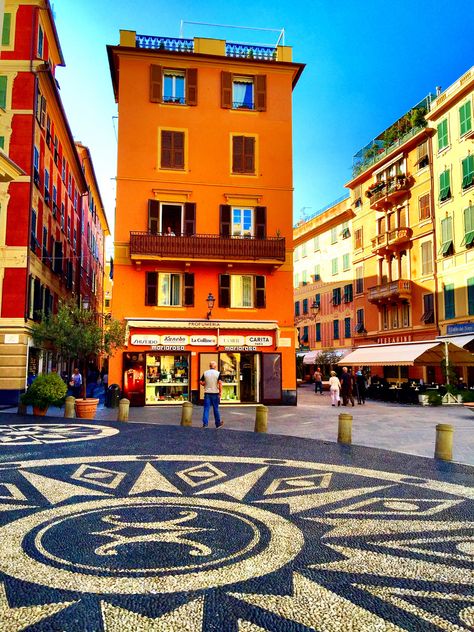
[0,416,472,631]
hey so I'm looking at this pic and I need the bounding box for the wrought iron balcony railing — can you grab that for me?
[130,232,286,262]
[367,279,412,303]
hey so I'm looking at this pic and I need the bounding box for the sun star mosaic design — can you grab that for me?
[0,424,119,445]
[0,454,472,631]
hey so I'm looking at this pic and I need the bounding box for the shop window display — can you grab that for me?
[145,353,189,403]
[219,353,241,402]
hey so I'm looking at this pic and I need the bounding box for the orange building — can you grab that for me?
[346,95,441,382]
[107,31,303,405]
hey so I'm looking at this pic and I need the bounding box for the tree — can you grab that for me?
[312,349,342,378]
[31,301,126,399]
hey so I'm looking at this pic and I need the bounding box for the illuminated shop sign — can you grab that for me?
[190,335,217,346]
[245,335,272,347]
[130,335,160,346]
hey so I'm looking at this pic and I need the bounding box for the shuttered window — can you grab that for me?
[220,205,231,237]
[462,206,474,247]
[355,266,364,294]
[439,217,453,256]
[421,241,433,276]
[354,228,363,250]
[419,193,430,220]
[150,65,162,102]
[148,199,159,234]
[0,76,7,109]
[444,284,455,320]
[460,101,472,136]
[331,258,338,276]
[294,301,300,317]
[421,294,434,324]
[437,119,448,151]
[146,272,158,306]
[219,275,265,308]
[343,284,353,303]
[184,273,194,306]
[221,72,266,111]
[333,320,339,340]
[221,72,233,108]
[315,322,321,342]
[160,130,184,169]
[439,169,451,201]
[468,278,474,315]
[461,155,474,190]
[184,203,196,236]
[1,13,11,46]
[186,68,198,106]
[415,140,429,168]
[232,136,255,174]
[332,287,341,305]
[344,317,351,339]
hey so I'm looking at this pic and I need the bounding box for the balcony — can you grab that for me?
[129,232,286,263]
[368,279,412,303]
[371,226,413,254]
[367,175,411,210]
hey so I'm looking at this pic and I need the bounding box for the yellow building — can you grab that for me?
[293,195,354,367]
[426,67,474,345]
[346,96,440,381]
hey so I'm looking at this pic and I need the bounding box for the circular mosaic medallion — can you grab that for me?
[0,423,119,445]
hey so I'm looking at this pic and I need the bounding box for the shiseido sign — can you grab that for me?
[130,335,160,346]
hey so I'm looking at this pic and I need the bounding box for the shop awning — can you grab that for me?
[436,334,474,352]
[339,341,474,367]
[302,349,352,365]
[126,319,278,331]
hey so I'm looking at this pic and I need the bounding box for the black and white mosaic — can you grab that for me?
[0,419,472,630]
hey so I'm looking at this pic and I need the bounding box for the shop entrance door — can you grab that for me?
[240,353,259,403]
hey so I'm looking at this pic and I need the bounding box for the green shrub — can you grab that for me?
[427,392,443,406]
[461,390,474,403]
[21,373,67,410]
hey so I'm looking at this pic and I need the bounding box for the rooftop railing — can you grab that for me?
[226,42,277,61]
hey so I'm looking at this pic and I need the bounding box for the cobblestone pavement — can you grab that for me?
[0,416,472,630]
[5,383,473,465]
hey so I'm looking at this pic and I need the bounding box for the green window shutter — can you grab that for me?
[0,136,4,149]
[460,101,472,136]
[444,284,455,320]
[439,169,451,201]
[461,155,474,189]
[437,119,448,151]
[2,13,11,46]
[468,277,474,315]
[462,206,474,247]
[0,76,7,109]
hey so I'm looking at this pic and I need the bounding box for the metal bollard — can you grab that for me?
[117,398,130,422]
[64,396,76,418]
[17,402,27,416]
[338,413,352,445]
[435,423,453,461]
[180,401,193,426]
[254,405,268,433]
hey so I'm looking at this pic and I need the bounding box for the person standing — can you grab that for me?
[328,371,341,407]
[70,368,83,399]
[200,361,223,428]
[340,366,355,406]
[355,367,366,405]
[313,367,323,395]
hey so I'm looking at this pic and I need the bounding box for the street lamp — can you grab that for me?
[206,292,216,320]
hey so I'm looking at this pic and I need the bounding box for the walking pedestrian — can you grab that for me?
[328,370,341,407]
[313,367,323,395]
[69,367,83,399]
[355,367,367,405]
[200,361,223,428]
[340,366,355,406]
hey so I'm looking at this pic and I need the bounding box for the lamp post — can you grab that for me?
[206,292,216,320]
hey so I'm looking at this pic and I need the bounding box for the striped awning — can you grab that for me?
[339,341,474,367]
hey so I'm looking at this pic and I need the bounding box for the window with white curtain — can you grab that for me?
[158,273,182,306]
[232,76,254,108]
[231,275,253,307]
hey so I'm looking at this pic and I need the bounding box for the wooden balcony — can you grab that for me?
[371,227,413,254]
[129,232,286,263]
[368,175,411,210]
[368,279,412,303]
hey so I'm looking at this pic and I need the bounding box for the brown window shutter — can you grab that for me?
[220,205,231,237]
[255,275,266,308]
[184,272,195,306]
[186,69,198,106]
[244,137,255,173]
[232,136,244,173]
[40,96,46,128]
[255,75,266,111]
[219,274,230,307]
[145,272,158,305]
[161,131,172,168]
[148,199,160,233]
[150,65,162,103]
[172,132,185,169]
[221,71,232,108]
[184,202,196,236]
[255,206,266,238]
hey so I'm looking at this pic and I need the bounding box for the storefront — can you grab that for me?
[121,320,287,406]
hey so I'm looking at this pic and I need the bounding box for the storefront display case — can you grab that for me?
[219,353,241,402]
[145,353,189,404]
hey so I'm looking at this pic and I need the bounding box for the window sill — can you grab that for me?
[231,172,257,177]
[158,166,187,173]
[461,184,474,195]
[437,144,451,156]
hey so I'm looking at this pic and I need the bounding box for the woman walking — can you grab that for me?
[329,370,341,407]
[356,367,366,404]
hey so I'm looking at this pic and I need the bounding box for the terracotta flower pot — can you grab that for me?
[74,398,99,419]
[33,406,48,416]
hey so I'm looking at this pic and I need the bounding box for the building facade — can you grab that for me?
[107,30,303,405]
[426,67,474,340]
[346,96,440,382]
[0,0,107,404]
[293,196,355,367]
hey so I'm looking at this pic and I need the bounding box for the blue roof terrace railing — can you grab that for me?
[136,35,194,53]
[226,42,277,61]
[135,34,278,60]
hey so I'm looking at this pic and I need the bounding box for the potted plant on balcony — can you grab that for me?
[20,372,67,416]
[31,300,126,419]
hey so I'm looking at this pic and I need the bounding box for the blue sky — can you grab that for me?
[54,0,474,231]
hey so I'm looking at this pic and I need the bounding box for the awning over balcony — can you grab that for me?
[339,341,474,367]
